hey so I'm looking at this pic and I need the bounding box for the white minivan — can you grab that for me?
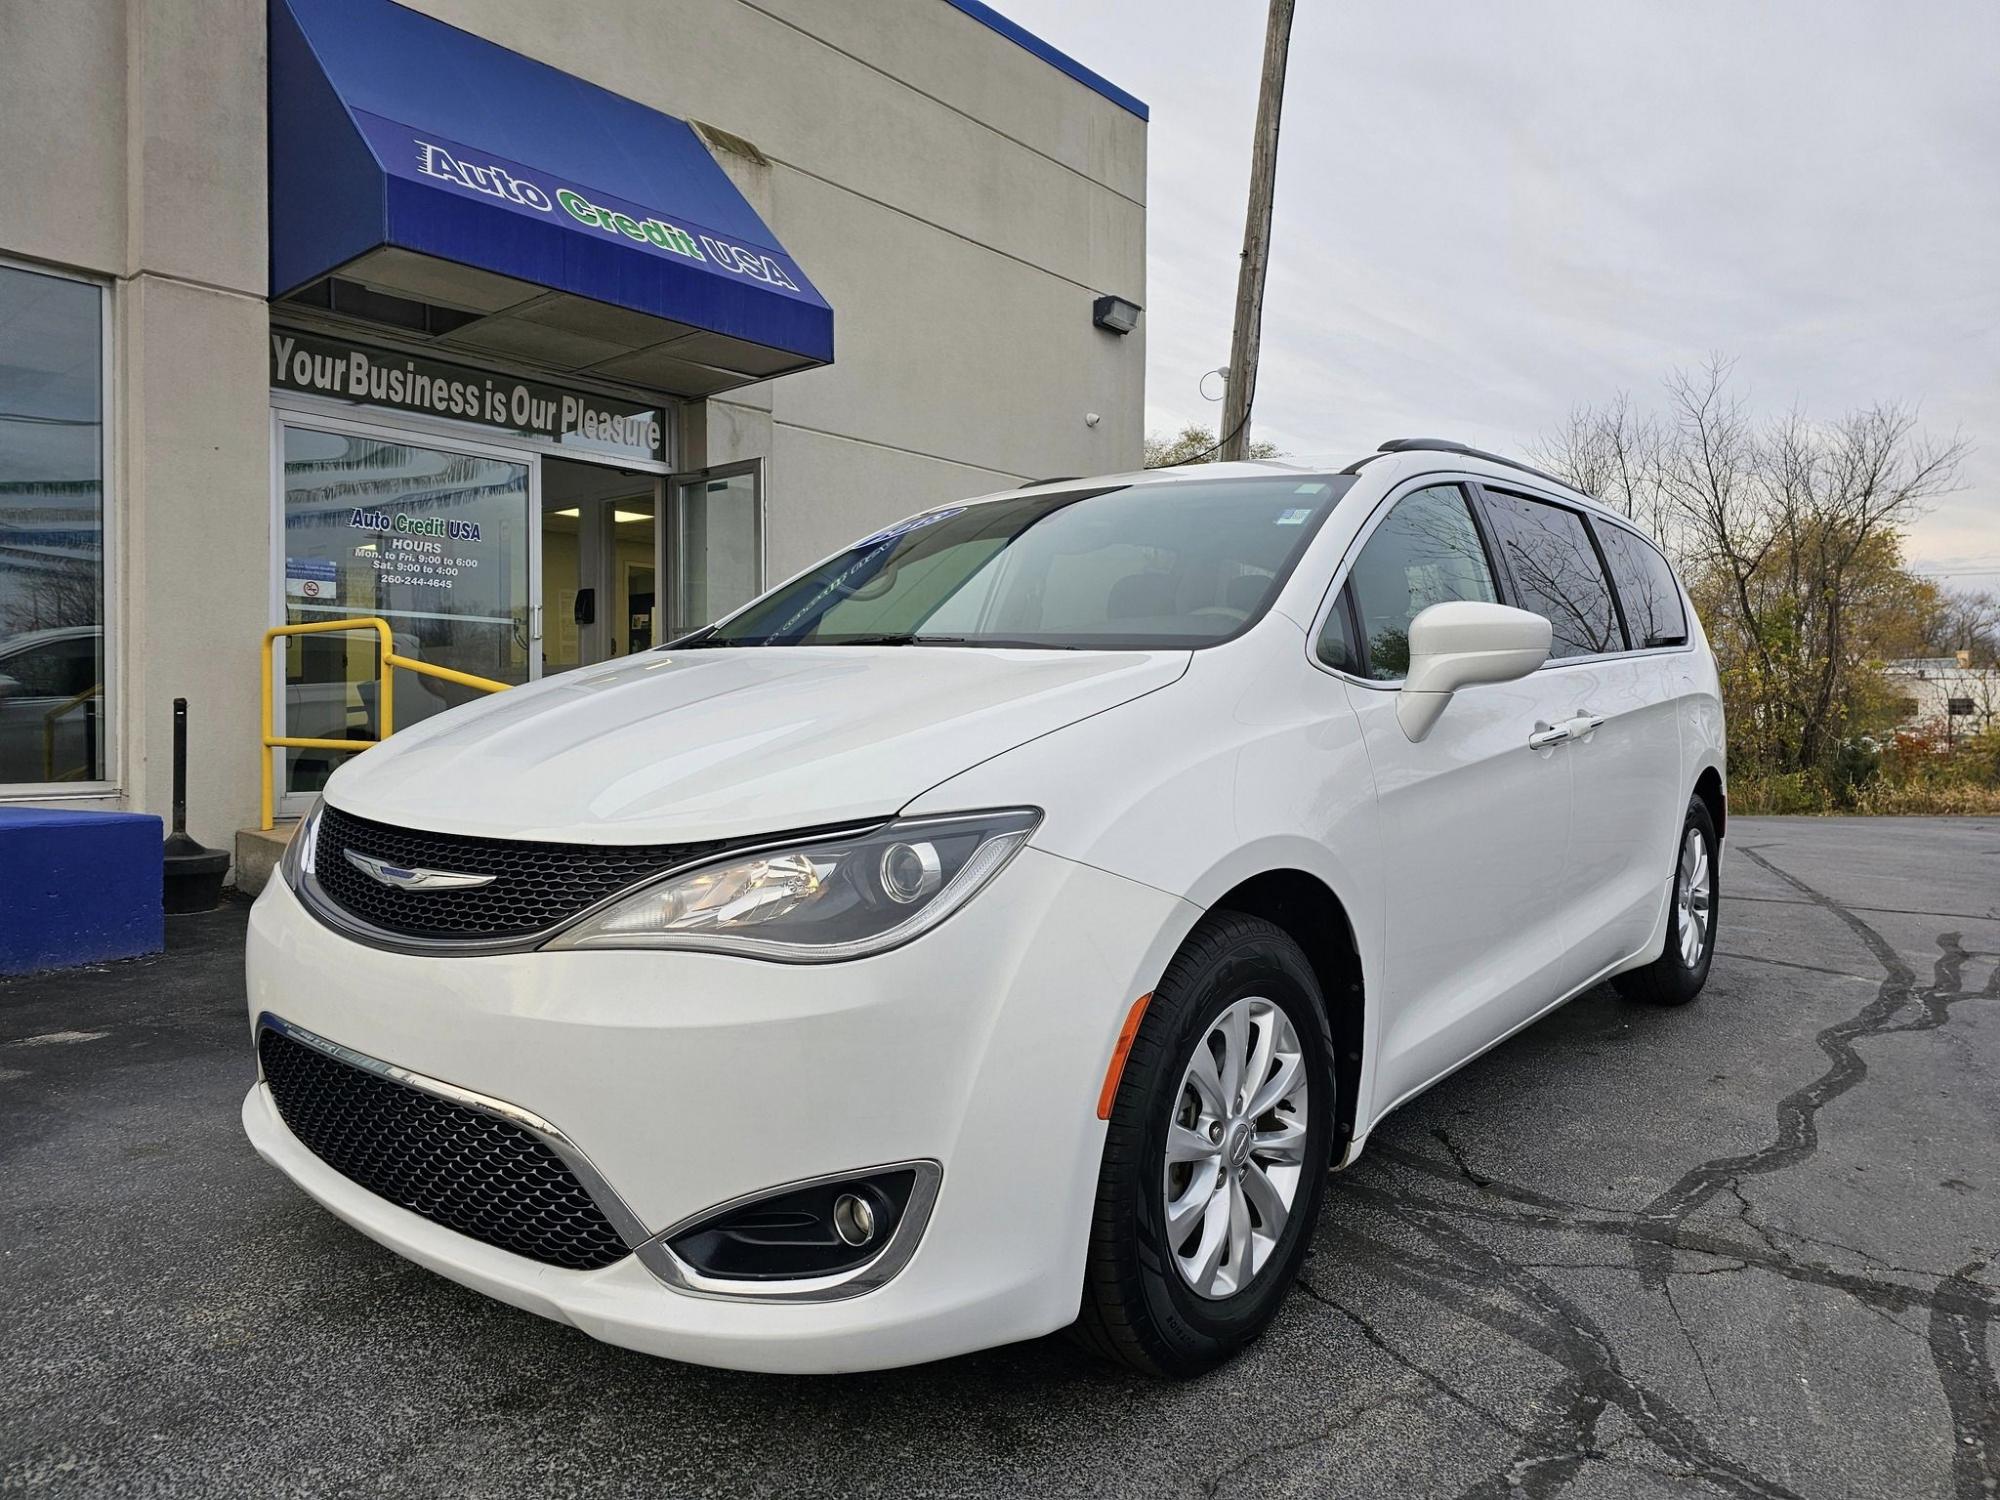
[245,440,1724,1376]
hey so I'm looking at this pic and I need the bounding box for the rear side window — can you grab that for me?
[1332,484,1499,680]
[1596,524,1689,648]
[1480,490,1623,659]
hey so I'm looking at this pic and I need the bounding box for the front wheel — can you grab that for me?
[1073,913,1334,1377]
[1614,795,1719,1007]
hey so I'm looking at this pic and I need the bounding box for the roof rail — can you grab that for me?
[1367,438,1584,496]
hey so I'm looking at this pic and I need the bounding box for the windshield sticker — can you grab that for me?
[1275,507,1313,525]
[855,506,966,549]
[1294,482,1328,494]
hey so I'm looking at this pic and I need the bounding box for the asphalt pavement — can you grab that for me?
[3,816,1996,1498]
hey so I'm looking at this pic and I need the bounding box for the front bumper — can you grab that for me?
[243,845,1194,1373]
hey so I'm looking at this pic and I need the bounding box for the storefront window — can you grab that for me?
[280,426,530,799]
[0,264,108,787]
[675,467,761,634]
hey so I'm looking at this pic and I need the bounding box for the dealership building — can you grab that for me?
[0,0,1146,876]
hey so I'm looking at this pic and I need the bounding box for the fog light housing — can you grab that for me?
[665,1169,918,1282]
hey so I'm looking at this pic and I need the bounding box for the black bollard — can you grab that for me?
[162,697,229,914]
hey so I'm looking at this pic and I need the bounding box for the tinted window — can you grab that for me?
[1481,490,1622,658]
[1341,485,1499,680]
[703,476,1353,650]
[1597,524,1689,648]
[1315,589,1362,675]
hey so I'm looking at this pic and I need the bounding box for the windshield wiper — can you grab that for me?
[814,633,968,646]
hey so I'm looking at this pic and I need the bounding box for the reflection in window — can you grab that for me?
[1481,491,1622,659]
[280,429,529,797]
[1342,486,1498,680]
[707,477,1349,649]
[1597,524,1688,648]
[676,471,760,634]
[0,265,106,784]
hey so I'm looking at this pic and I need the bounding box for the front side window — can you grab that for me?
[1337,485,1499,680]
[699,476,1353,650]
[1596,523,1689,648]
[0,264,107,785]
[1480,489,1623,659]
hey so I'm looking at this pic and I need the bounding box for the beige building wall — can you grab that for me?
[0,0,1147,851]
[408,0,1149,577]
[0,0,273,851]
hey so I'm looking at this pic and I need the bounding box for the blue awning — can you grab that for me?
[269,0,833,393]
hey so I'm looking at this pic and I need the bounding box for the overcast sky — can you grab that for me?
[1000,0,2000,591]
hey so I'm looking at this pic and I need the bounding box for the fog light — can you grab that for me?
[832,1192,878,1247]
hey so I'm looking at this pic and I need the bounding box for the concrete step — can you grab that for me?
[234,824,296,898]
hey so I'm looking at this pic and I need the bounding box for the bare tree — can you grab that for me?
[1528,390,1674,543]
[1537,358,1968,781]
[1922,587,2000,666]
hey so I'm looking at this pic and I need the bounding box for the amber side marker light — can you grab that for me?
[1095,993,1154,1120]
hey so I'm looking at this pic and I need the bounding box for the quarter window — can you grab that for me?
[1331,485,1499,680]
[1480,490,1622,659]
[1596,524,1689,648]
[0,263,108,785]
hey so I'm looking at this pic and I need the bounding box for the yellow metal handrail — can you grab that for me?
[42,680,105,781]
[261,615,510,829]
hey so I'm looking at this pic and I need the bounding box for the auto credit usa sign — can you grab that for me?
[344,110,817,300]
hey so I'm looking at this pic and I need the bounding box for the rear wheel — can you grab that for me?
[1073,913,1334,1376]
[1614,795,1718,1006]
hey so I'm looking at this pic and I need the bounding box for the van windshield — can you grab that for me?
[690,475,1353,650]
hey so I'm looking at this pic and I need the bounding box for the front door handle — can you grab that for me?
[1564,712,1606,740]
[1528,723,1570,750]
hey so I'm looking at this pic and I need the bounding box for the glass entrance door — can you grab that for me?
[540,458,659,673]
[278,423,532,802]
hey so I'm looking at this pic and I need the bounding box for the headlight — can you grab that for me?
[543,808,1041,961]
[280,796,324,892]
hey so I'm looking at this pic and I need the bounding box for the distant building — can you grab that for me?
[1882,654,2000,739]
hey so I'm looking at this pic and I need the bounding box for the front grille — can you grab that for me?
[259,1026,629,1271]
[311,804,719,941]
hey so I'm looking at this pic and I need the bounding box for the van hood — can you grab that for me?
[323,646,1188,843]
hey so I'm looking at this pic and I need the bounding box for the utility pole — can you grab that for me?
[1218,0,1296,463]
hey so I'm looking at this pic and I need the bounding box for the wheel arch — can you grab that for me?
[1206,868,1365,1161]
[1693,763,1726,841]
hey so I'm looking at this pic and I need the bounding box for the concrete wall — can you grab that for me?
[0,0,1146,840]
[0,0,272,854]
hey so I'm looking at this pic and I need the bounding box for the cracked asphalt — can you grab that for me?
[3,815,1996,1498]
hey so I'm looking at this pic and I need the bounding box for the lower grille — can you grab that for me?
[259,1026,629,1272]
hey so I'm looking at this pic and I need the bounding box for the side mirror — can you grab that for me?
[1396,601,1551,742]
[0,674,23,700]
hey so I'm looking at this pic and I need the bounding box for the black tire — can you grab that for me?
[1072,912,1335,1377]
[1613,795,1719,1007]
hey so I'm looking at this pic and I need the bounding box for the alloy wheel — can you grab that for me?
[1161,996,1311,1299]
[1677,827,1713,968]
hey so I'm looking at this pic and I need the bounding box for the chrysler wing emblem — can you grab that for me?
[344,848,497,891]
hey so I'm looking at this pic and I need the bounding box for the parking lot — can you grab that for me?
[3,815,1995,1499]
